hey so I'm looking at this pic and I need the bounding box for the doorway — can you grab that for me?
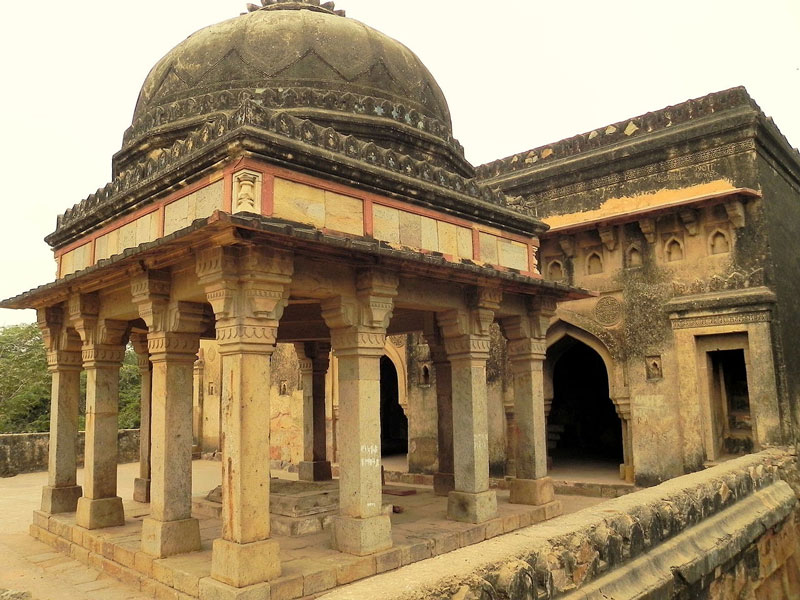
[548,339,623,468]
[708,349,752,455]
[380,356,408,456]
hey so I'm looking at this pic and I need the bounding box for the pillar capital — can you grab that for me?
[129,332,151,371]
[197,245,293,353]
[437,309,492,362]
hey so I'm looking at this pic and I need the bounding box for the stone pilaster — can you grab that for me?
[296,342,332,482]
[424,316,454,497]
[37,306,84,514]
[197,245,292,594]
[132,270,207,557]
[501,297,556,507]
[439,287,500,524]
[130,333,152,503]
[321,269,398,556]
[70,294,127,530]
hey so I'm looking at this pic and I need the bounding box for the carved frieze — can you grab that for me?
[670,311,770,330]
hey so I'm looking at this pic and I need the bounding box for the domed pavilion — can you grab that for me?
[2,2,584,598]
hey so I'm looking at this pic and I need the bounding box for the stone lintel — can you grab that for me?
[41,485,82,514]
[76,496,124,530]
[447,490,497,524]
[141,516,201,558]
[210,537,281,588]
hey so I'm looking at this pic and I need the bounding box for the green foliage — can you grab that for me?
[0,323,142,433]
[0,323,51,433]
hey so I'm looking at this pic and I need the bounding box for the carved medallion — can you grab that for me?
[594,296,623,327]
[389,335,406,348]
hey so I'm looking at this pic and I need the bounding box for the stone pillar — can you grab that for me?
[132,271,207,557]
[502,299,556,506]
[70,295,127,530]
[131,333,152,503]
[424,318,454,497]
[38,306,83,514]
[192,350,205,455]
[296,342,332,481]
[197,246,293,596]
[438,288,500,524]
[321,270,398,556]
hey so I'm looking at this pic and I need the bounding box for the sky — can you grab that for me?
[0,0,798,326]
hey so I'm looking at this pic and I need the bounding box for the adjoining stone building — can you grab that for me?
[3,1,800,598]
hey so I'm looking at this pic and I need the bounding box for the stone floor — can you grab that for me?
[0,462,608,600]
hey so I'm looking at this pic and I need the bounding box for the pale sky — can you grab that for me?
[1,0,798,326]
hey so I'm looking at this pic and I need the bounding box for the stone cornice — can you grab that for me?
[49,100,542,250]
[476,87,763,182]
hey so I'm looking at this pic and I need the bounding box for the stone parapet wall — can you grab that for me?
[324,448,800,599]
[0,430,140,477]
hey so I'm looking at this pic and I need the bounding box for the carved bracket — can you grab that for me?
[558,235,575,258]
[639,218,657,244]
[725,199,746,229]
[598,225,617,250]
[679,208,699,236]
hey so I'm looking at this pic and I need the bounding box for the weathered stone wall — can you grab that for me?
[0,429,140,477]
[327,449,800,600]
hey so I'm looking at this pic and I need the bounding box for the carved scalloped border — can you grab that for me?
[123,87,461,156]
[55,99,507,235]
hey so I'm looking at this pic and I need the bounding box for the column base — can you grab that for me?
[199,577,271,600]
[433,472,455,497]
[210,538,281,588]
[76,496,124,529]
[298,460,332,482]
[623,464,634,483]
[133,478,151,503]
[141,517,201,558]
[41,485,82,514]
[447,490,497,524]
[510,477,555,506]
[331,514,392,556]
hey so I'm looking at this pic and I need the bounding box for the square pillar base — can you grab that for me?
[141,517,201,558]
[447,490,497,524]
[133,478,151,503]
[331,514,392,556]
[298,461,332,482]
[76,496,124,529]
[510,477,555,506]
[210,538,281,588]
[199,577,271,600]
[433,472,455,497]
[41,485,82,514]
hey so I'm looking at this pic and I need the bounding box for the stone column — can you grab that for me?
[321,270,398,556]
[38,306,83,514]
[438,288,500,524]
[132,271,207,557]
[192,350,205,455]
[296,342,333,481]
[502,299,556,506]
[70,295,127,530]
[197,245,293,596]
[130,333,152,503]
[424,318,454,497]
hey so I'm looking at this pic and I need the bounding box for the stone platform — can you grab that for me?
[29,481,561,600]
[195,479,344,537]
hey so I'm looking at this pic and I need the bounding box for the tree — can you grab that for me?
[0,324,50,433]
[0,323,142,433]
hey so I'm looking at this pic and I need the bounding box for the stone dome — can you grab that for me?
[116,1,471,176]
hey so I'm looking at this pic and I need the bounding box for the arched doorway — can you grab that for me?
[547,337,623,468]
[380,355,408,456]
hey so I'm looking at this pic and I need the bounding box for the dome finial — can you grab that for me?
[246,0,345,16]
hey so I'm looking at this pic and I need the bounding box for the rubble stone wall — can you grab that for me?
[366,449,800,600]
[0,429,140,477]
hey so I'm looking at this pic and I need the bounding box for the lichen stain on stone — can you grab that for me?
[544,179,738,230]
